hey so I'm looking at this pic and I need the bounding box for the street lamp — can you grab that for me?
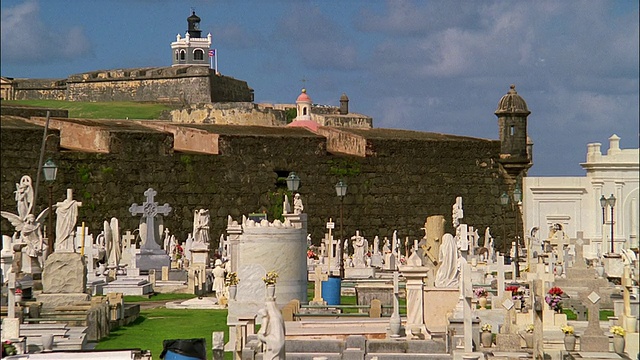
[335,179,347,278]
[42,159,58,255]
[513,185,522,279]
[600,195,607,225]
[607,194,616,253]
[286,172,301,192]
[500,191,509,251]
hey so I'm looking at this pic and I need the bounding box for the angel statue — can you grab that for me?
[1,208,49,258]
[15,175,34,220]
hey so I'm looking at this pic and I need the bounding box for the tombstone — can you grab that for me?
[130,188,172,273]
[38,250,90,309]
[121,230,137,269]
[495,289,521,351]
[532,279,544,359]
[310,265,328,305]
[578,283,609,352]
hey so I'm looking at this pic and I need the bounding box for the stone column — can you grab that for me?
[400,266,429,338]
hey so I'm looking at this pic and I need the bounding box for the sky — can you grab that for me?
[2,0,638,176]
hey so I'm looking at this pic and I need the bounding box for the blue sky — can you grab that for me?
[2,0,638,176]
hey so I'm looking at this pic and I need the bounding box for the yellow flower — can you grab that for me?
[561,325,574,335]
[525,324,534,333]
[262,271,279,285]
[610,326,625,337]
[481,323,492,332]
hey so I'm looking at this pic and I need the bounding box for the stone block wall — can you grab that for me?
[13,79,67,101]
[169,102,287,126]
[0,121,519,254]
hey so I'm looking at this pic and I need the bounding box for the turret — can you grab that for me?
[495,84,533,178]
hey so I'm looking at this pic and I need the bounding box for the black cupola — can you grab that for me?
[187,11,202,38]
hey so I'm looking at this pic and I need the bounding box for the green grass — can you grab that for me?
[3,99,172,120]
[123,293,196,303]
[95,308,229,359]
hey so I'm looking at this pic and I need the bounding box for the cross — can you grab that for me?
[532,279,544,359]
[461,262,473,352]
[129,188,172,251]
[301,76,307,89]
[312,265,328,303]
[579,282,604,336]
[122,231,136,250]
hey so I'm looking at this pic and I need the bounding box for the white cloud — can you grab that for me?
[1,0,92,64]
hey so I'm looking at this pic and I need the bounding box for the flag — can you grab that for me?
[209,49,215,57]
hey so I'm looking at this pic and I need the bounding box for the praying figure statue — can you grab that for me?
[257,300,286,360]
[15,175,34,220]
[193,209,210,246]
[435,233,460,288]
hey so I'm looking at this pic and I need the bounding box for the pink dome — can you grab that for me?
[296,89,312,103]
[288,119,319,132]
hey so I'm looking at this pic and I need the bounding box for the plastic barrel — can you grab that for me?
[321,276,341,305]
[164,350,200,360]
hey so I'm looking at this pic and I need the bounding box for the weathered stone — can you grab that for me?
[42,252,87,294]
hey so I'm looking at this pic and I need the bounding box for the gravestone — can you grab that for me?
[495,290,521,351]
[130,188,172,273]
[578,282,609,352]
[38,252,90,309]
[310,264,327,305]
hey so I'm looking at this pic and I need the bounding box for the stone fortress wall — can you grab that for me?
[1,106,520,253]
[10,65,253,104]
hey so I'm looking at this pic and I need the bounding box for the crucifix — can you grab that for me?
[129,188,172,251]
[311,265,328,304]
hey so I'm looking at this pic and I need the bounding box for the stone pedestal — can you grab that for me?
[39,252,90,309]
[424,287,459,333]
[135,249,171,274]
[344,267,375,279]
[191,248,210,267]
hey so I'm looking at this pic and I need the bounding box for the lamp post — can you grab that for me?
[335,180,347,278]
[286,172,301,193]
[513,185,522,278]
[500,191,509,256]
[607,194,616,253]
[42,159,58,255]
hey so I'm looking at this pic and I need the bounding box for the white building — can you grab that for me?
[171,11,212,67]
[523,134,639,258]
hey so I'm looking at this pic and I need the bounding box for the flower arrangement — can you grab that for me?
[525,324,534,333]
[175,244,184,259]
[262,271,278,285]
[2,340,17,356]
[481,323,492,332]
[307,249,318,260]
[15,288,22,295]
[610,325,626,337]
[545,287,564,312]
[506,285,524,300]
[474,288,488,298]
[560,325,574,335]
[226,272,239,286]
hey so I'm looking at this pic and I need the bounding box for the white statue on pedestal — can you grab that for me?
[55,189,82,252]
[435,233,459,288]
[293,193,304,214]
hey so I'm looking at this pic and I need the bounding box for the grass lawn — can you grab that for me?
[2,99,173,120]
[95,308,229,359]
[123,293,196,303]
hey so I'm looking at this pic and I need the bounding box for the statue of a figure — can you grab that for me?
[435,233,459,288]
[293,193,304,214]
[107,218,121,267]
[351,231,367,267]
[373,236,380,255]
[55,189,82,252]
[1,210,49,258]
[212,259,226,297]
[15,175,34,220]
[382,237,391,253]
[193,209,210,245]
[452,196,463,228]
[257,300,286,360]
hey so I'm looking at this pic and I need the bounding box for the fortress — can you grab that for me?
[0,13,532,253]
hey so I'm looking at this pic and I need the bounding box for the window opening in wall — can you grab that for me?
[175,51,179,61]
[194,49,204,60]
[303,108,307,116]
[180,50,186,61]
[510,125,515,136]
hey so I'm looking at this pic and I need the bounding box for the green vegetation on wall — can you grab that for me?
[3,100,173,120]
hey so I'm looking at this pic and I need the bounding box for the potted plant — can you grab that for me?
[262,271,278,299]
[481,323,493,348]
[610,325,626,353]
[522,324,534,348]
[474,287,488,309]
[226,272,239,301]
[561,325,575,351]
[2,340,17,356]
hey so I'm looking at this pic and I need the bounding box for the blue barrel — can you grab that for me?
[163,350,201,360]
[321,276,341,305]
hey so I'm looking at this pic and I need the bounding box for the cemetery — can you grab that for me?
[1,86,639,359]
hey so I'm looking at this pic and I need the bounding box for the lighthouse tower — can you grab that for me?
[171,11,212,66]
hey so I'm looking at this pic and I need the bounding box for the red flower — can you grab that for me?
[505,285,519,293]
[15,288,22,294]
[548,287,563,296]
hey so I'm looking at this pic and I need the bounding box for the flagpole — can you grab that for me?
[215,49,218,74]
[210,50,213,69]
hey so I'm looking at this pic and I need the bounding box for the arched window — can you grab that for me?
[180,50,186,61]
[175,51,179,61]
[194,49,204,61]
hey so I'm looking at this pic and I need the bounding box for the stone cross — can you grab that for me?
[122,231,136,250]
[496,254,506,299]
[7,271,16,318]
[312,264,328,303]
[129,188,172,251]
[532,279,544,359]
[621,265,635,331]
[461,262,473,352]
[573,232,588,269]
[578,281,609,352]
